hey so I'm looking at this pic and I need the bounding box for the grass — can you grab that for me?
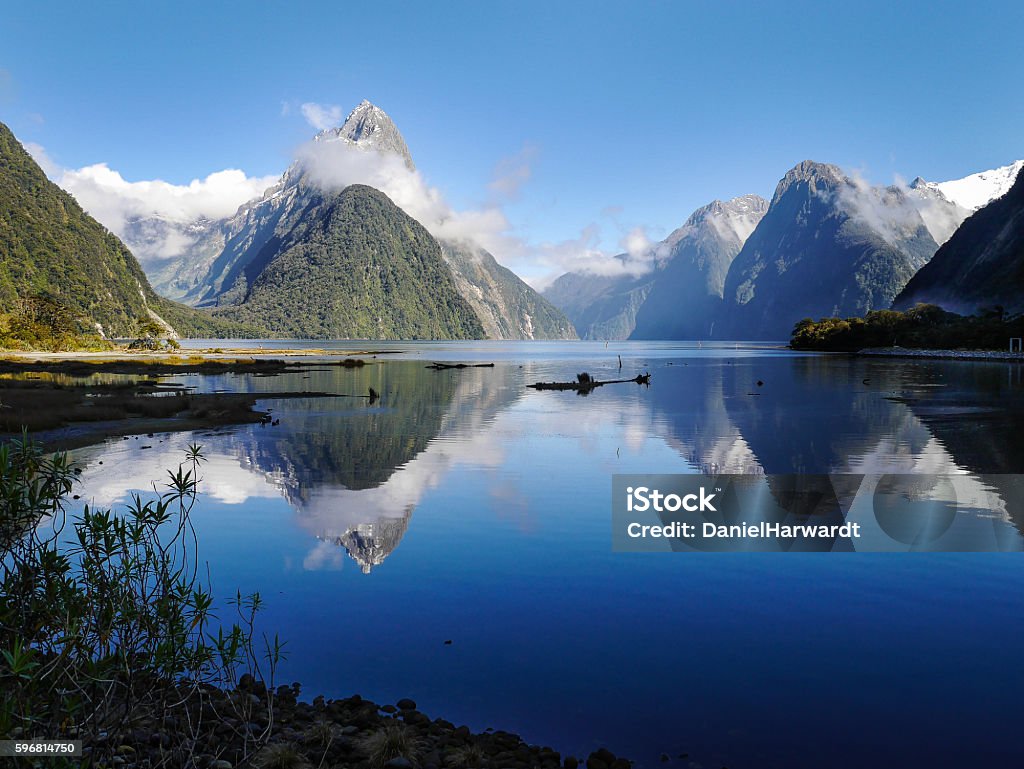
[304,719,340,747]
[446,744,488,768]
[253,742,312,769]
[359,723,423,768]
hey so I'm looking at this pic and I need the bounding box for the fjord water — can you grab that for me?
[72,343,1024,769]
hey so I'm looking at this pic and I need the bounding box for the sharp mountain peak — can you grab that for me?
[314,99,415,170]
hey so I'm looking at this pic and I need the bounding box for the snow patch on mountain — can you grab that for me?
[917,160,1024,212]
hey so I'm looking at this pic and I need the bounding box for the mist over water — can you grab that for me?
[69,342,1024,769]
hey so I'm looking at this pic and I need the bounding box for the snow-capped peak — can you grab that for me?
[916,160,1024,212]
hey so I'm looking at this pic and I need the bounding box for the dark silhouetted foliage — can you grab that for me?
[790,304,1024,351]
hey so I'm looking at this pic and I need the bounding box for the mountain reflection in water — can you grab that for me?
[68,344,1024,769]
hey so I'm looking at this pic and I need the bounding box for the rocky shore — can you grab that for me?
[63,679,632,769]
[857,347,1024,362]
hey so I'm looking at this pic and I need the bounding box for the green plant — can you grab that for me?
[0,435,285,766]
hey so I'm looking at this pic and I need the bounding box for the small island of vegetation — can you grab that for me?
[789,304,1024,353]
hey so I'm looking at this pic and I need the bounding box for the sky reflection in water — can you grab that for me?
[71,344,1024,769]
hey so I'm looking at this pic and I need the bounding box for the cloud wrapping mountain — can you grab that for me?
[719,161,940,340]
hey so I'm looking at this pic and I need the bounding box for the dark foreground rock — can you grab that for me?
[76,680,631,769]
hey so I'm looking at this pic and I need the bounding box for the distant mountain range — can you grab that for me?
[543,195,768,339]
[4,98,1022,345]
[545,158,1022,340]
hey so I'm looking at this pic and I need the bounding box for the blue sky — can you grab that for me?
[3,0,1023,282]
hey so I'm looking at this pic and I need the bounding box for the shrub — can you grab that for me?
[0,435,285,766]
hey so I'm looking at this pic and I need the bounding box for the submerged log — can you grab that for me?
[528,372,651,392]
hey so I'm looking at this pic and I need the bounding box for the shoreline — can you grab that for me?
[856,347,1024,362]
[0,346,399,364]
[42,682,633,769]
[0,355,379,450]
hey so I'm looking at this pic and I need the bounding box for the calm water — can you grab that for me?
[68,342,1024,769]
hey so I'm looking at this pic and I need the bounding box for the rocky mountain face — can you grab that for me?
[543,195,768,339]
[719,161,940,340]
[212,184,484,339]
[120,215,227,301]
[119,100,573,339]
[316,99,416,171]
[190,164,309,306]
[0,121,253,341]
[894,163,1024,316]
[190,103,418,306]
[631,195,769,339]
[905,180,971,246]
[541,270,647,341]
[440,240,577,339]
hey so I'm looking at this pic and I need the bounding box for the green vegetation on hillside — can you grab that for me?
[216,185,485,339]
[790,304,1024,351]
[0,293,113,351]
[0,122,159,339]
[0,121,269,348]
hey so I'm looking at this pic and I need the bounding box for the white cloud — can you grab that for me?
[300,102,344,131]
[620,226,653,260]
[38,157,278,264]
[75,443,285,509]
[58,164,278,227]
[295,136,656,287]
[833,171,969,248]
